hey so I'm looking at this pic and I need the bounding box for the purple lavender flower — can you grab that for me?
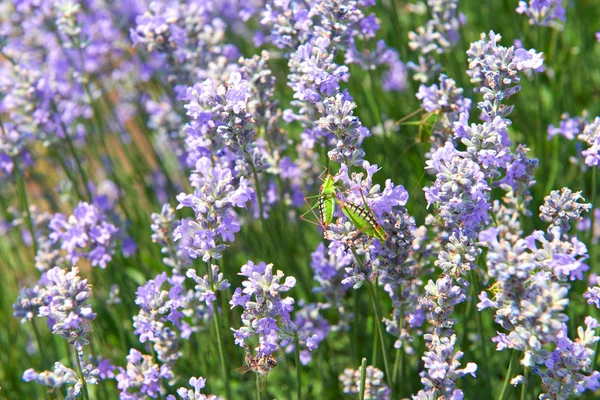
[578,117,600,167]
[416,74,472,151]
[38,266,96,350]
[23,361,98,399]
[516,0,566,27]
[288,38,350,104]
[424,143,491,236]
[539,188,592,238]
[316,94,369,165]
[116,348,173,399]
[175,157,253,261]
[167,376,221,400]
[49,202,119,269]
[585,276,600,308]
[340,364,391,399]
[467,31,543,119]
[186,264,230,307]
[13,284,46,324]
[286,301,330,364]
[535,317,600,398]
[408,0,465,82]
[151,204,190,273]
[132,2,239,88]
[133,272,185,365]
[414,334,477,399]
[230,261,296,356]
[548,112,588,140]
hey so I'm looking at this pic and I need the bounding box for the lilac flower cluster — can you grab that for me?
[516,0,566,27]
[548,112,588,140]
[310,242,353,331]
[466,31,544,120]
[287,301,330,365]
[416,74,472,152]
[132,1,240,89]
[339,364,391,399]
[547,113,600,168]
[416,31,543,398]
[39,266,96,350]
[116,348,173,399]
[408,0,465,82]
[133,272,184,366]
[266,0,402,184]
[479,189,598,396]
[23,361,99,400]
[151,204,190,274]
[578,117,600,167]
[230,261,296,356]
[175,157,253,262]
[166,376,220,400]
[49,201,119,269]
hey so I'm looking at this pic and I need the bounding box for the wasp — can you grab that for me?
[234,344,279,391]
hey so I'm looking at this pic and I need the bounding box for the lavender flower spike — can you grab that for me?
[38,266,96,350]
[230,261,296,356]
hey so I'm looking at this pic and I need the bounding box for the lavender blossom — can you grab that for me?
[133,272,184,366]
[175,157,253,261]
[416,74,472,152]
[516,0,566,27]
[151,204,189,273]
[340,365,391,399]
[49,202,119,269]
[578,117,600,167]
[287,302,330,364]
[316,94,369,165]
[536,317,600,398]
[38,266,95,350]
[23,361,98,400]
[167,376,220,400]
[230,261,296,356]
[116,349,173,399]
[408,0,465,82]
[424,142,491,236]
[414,334,477,400]
[584,276,600,309]
[539,188,592,238]
[467,31,543,120]
[13,284,46,324]
[132,2,239,87]
[548,112,588,140]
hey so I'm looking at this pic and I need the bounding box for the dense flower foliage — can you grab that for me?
[2,0,600,399]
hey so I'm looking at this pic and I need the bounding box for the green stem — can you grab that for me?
[256,374,262,400]
[365,281,392,388]
[31,320,49,367]
[294,334,302,400]
[73,348,90,400]
[520,367,530,400]
[64,130,93,202]
[246,151,265,228]
[208,263,232,400]
[51,147,85,201]
[359,357,368,400]
[371,315,378,369]
[391,312,404,390]
[349,247,392,387]
[498,350,518,400]
[353,289,361,365]
[12,158,37,256]
[89,337,109,400]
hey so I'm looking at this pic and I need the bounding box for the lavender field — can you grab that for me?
[1,0,600,399]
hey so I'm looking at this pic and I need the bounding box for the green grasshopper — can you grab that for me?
[301,171,388,242]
